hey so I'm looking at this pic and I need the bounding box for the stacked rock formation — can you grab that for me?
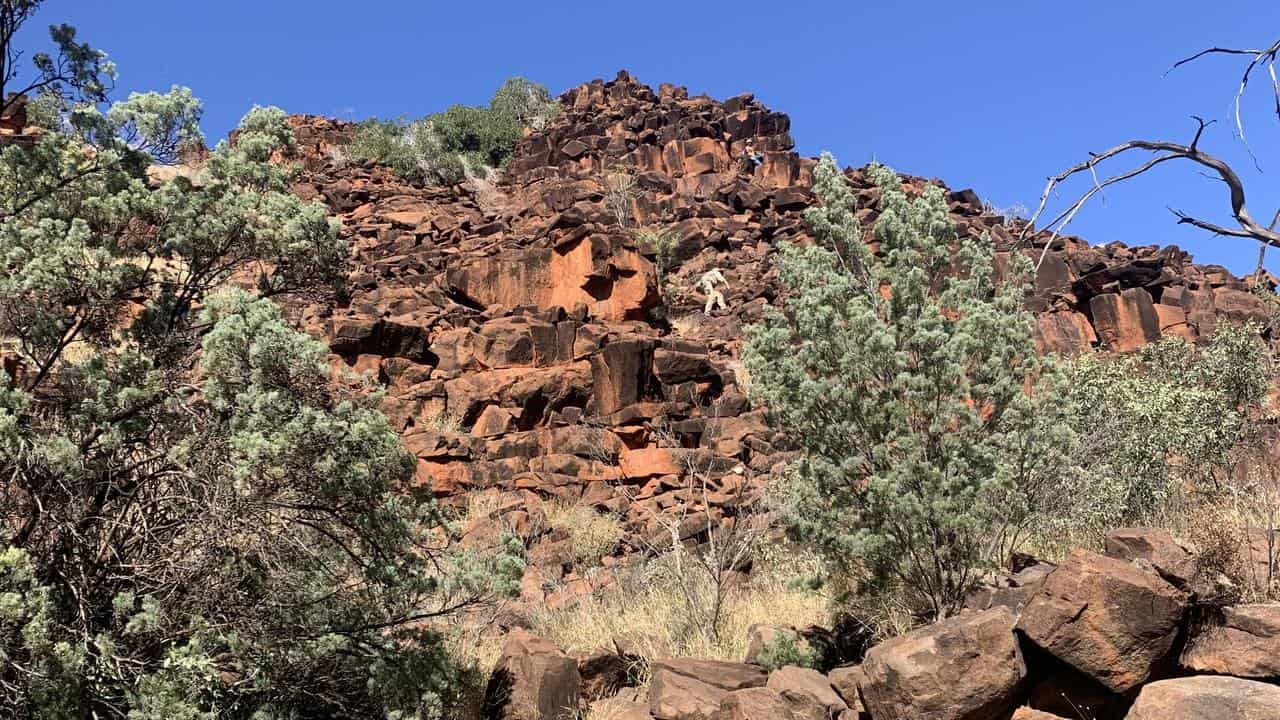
[281,71,1275,606]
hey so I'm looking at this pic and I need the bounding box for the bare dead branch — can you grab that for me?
[1024,117,1280,268]
[1169,38,1280,153]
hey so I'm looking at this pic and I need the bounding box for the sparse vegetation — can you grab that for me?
[604,169,637,228]
[425,407,465,434]
[638,226,681,302]
[543,500,625,566]
[346,76,558,185]
[530,541,826,668]
[1058,325,1272,533]
[754,630,818,672]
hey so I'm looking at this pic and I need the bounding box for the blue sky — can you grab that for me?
[21,1,1280,276]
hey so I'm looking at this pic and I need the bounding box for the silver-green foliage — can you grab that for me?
[1061,324,1272,526]
[0,9,520,718]
[743,154,1073,620]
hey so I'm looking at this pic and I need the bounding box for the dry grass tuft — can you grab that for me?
[668,313,703,337]
[424,408,463,434]
[529,544,827,671]
[543,501,624,566]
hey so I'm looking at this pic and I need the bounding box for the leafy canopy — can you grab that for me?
[743,154,1074,621]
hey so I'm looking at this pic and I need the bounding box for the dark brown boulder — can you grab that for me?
[1103,527,1202,594]
[590,337,654,416]
[1016,550,1188,693]
[766,666,847,720]
[825,665,865,713]
[710,687,793,720]
[1089,288,1161,352]
[860,606,1026,720]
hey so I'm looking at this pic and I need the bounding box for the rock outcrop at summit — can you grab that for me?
[274,70,1277,610]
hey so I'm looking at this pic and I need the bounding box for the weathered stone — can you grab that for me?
[649,659,766,720]
[860,607,1026,720]
[1181,603,1280,679]
[766,666,847,720]
[1089,288,1161,352]
[591,337,654,416]
[1016,550,1188,693]
[483,629,581,720]
[825,665,865,713]
[1125,676,1280,719]
[710,688,791,720]
[1103,527,1202,593]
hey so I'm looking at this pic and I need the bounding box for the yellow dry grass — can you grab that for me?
[542,500,624,566]
[528,547,827,671]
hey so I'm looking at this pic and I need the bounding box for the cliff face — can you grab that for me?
[281,71,1273,605]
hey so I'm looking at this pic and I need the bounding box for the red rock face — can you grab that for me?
[279,71,1273,601]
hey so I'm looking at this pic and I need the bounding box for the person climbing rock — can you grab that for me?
[699,268,728,315]
[740,141,764,173]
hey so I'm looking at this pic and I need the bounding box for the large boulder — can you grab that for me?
[1180,603,1280,679]
[860,606,1026,720]
[1125,676,1280,719]
[648,659,767,720]
[483,629,581,720]
[1089,288,1161,352]
[1016,550,1188,693]
[766,666,848,720]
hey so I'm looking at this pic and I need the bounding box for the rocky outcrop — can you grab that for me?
[648,659,767,720]
[765,666,848,720]
[275,71,1277,607]
[483,630,581,720]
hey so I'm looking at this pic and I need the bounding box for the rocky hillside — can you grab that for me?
[278,70,1276,609]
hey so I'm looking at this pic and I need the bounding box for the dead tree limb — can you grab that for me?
[1169,38,1280,149]
[1024,37,1280,270]
[1024,117,1280,268]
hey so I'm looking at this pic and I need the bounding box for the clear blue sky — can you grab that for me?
[21,1,1280,277]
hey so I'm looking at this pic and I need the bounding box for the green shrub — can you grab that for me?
[743,153,1076,621]
[754,631,817,672]
[1060,324,1272,528]
[346,77,557,185]
[347,117,466,185]
[489,76,560,131]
